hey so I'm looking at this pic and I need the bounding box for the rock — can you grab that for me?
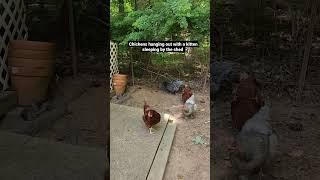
[287,122,303,131]
[225,160,233,168]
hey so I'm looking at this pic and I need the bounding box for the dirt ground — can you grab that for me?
[213,95,320,180]
[121,83,210,180]
[36,74,107,148]
[35,65,320,180]
[36,74,210,179]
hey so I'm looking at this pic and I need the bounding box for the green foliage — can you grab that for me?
[112,0,209,78]
[151,53,184,66]
[192,135,205,145]
[111,0,209,46]
[25,0,108,50]
[72,0,108,50]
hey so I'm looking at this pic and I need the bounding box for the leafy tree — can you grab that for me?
[111,0,209,46]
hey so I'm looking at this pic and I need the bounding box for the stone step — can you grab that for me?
[0,131,106,180]
[0,91,17,118]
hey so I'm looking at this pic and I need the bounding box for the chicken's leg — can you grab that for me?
[149,127,155,134]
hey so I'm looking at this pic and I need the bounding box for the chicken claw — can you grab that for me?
[149,128,155,134]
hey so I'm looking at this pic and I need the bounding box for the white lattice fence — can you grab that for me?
[110,41,119,91]
[0,0,28,91]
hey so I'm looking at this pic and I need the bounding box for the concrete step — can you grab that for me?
[0,91,17,118]
[0,131,105,180]
[110,103,176,180]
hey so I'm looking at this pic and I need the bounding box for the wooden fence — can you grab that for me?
[0,0,28,91]
[110,41,119,91]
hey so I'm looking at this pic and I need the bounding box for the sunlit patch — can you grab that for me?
[170,105,184,109]
[164,113,184,124]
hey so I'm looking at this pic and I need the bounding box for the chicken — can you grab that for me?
[211,60,240,99]
[182,85,193,103]
[231,105,278,180]
[231,72,264,131]
[183,94,197,118]
[143,101,161,134]
[161,80,184,94]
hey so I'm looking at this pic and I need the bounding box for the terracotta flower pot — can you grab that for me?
[8,40,56,105]
[112,74,128,96]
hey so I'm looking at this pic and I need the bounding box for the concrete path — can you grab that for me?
[110,103,176,180]
[0,131,105,180]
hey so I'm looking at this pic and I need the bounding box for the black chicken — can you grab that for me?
[160,80,184,94]
[211,60,240,99]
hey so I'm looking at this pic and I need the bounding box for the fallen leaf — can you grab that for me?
[288,149,304,158]
[225,160,232,168]
[192,136,205,145]
[288,122,303,131]
[177,174,184,180]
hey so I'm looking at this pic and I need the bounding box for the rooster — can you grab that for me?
[231,72,264,131]
[143,101,161,134]
[183,94,197,118]
[182,85,193,103]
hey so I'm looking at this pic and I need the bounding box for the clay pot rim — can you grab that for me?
[113,83,127,85]
[113,74,128,78]
[113,77,127,79]
[10,40,56,46]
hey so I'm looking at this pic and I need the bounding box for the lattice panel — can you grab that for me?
[0,0,28,91]
[110,41,119,91]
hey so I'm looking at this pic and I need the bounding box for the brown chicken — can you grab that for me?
[231,72,264,131]
[143,101,161,134]
[182,85,193,103]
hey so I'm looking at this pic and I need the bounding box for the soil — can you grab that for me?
[37,72,211,180]
[213,95,320,180]
[121,81,210,180]
[33,57,320,180]
[36,74,107,148]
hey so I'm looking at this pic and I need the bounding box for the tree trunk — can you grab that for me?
[131,48,135,86]
[296,1,317,102]
[136,0,148,10]
[67,0,77,78]
[118,0,124,14]
[134,0,138,10]
[220,31,223,59]
[97,0,106,21]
